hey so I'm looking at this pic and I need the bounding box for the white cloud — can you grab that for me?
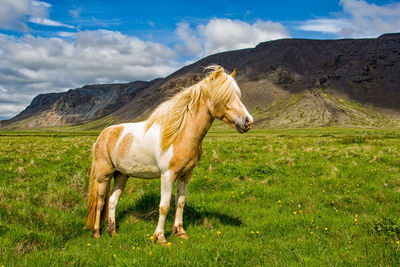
[175,22,203,55]
[298,0,400,38]
[0,30,182,119]
[176,18,289,57]
[29,17,75,29]
[0,0,74,31]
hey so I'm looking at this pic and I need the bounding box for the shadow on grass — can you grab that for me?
[116,192,243,228]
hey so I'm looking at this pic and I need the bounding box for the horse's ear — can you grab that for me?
[231,69,237,78]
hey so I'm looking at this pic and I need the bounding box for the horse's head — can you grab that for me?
[206,66,253,133]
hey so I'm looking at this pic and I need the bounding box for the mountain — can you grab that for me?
[2,33,400,130]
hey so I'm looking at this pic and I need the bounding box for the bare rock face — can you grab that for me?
[3,33,400,129]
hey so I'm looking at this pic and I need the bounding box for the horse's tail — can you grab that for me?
[85,147,110,230]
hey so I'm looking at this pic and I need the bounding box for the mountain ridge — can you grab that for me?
[2,33,400,130]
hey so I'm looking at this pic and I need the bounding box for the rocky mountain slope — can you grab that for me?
[2,33,400,129]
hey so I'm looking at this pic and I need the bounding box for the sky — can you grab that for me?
[0,0,400,120]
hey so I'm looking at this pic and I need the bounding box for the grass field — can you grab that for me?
[1,127,400,266]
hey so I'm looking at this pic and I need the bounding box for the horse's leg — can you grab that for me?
[153,171,175,245]
[107,172,127,236]
[172,170,192,239]
[93,172,112,238]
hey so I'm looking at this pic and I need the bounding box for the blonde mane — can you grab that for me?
[146,65,240,151]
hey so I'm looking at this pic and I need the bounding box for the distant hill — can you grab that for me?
[2,33,400,130]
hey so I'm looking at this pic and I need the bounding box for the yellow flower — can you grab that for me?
[396,241,400,244]
[277,200,281,204]
[132,246,136,250]
[167,242,171,246]
[310,232,313,235]
[250,231,255,234]
[256,231,260,234]
[109,245,112,248]
[331,201,335,204]
[146,234,150,236]
[348,241,352,244]
[293,211,297,215]
[87,243,91,246]
[354,219,358,222]
[202,235,205,238]
[149,251,153,255]
[149,236,154,240]
[113,254,116,258]
[355,214,359,218]
[324,227,328,231]
[299,210,303,214]
[180,241,183,244]
[217,231,221,235]
[241,192,244,195]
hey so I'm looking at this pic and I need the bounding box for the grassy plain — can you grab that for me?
[1,127,400,266]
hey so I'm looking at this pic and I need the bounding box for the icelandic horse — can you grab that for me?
[85,65,253,244]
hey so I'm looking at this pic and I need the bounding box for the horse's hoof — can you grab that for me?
[153,233,167,246]
[173,226,188,239]
[111,231,119,237]
[92,230,100,239]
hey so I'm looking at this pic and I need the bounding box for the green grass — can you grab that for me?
[1,127,400,266]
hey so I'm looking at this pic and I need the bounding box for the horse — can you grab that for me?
[84,65,253,244]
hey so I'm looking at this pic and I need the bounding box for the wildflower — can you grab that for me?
[355,257,358,261]
[324,227,328,231]
[396,241,400,244]
[322,189,326,192]
[217,231,221,235]
[293,211,297,215]
[202,235,205,238]
[355,214,358,218]
[180,241,183,244]
[150,236,154,240]
[299,210,303,214]
[149,251,152,255]
[113,254,116,258]
[241,192,244,195]
[87,243,91,246]
[277,200,282,204]
[146,234,150,236]
[331,201,335,204]
[256,231,260,234]
[167,242,171,246]
[310,232,313,235]
[251,231,255,234]
[109,245,112,248]
[132,246,136,250]
[354,219,358,222]
[348,241,352,244]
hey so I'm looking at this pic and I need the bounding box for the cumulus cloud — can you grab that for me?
[298,0,400,37]
[0,0,73,30]
[176,18,289,57]
[0,30,182,119]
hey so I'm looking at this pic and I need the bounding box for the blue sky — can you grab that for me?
[0,0,400,119]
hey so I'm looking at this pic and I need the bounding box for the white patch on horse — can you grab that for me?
[113,122,173,179]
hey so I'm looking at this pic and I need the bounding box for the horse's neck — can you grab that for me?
[180,97,214,148]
